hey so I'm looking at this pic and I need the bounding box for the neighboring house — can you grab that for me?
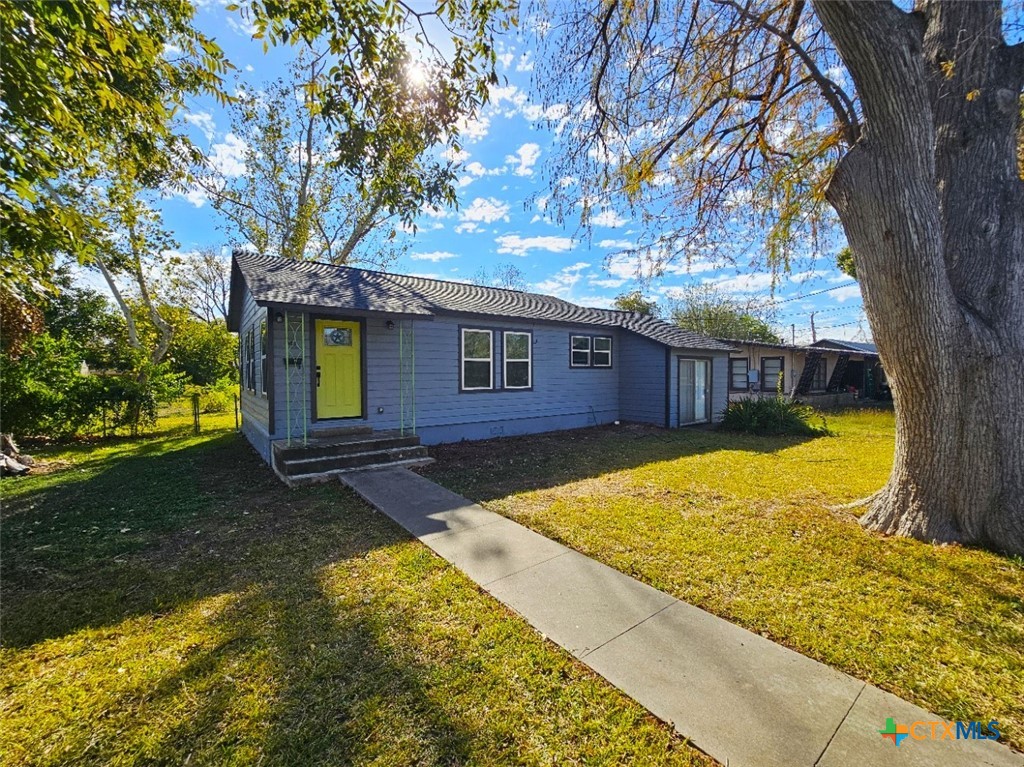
[722,337,887,404]
[227,252,734,481]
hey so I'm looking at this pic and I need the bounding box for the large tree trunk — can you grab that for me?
[814,0,1024,554]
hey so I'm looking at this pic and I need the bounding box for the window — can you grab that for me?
[260,320,268,396]
[244,326,256,393]
[571,335,613,368]
[461,329,493,391]
[729,358,749,391]
[504,331,532,389]
[570,335,590,367]
[812,358,827,390]
[762,356,784,393]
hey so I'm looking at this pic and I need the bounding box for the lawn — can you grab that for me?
[0,416,711,765]
[424,408,1024,751]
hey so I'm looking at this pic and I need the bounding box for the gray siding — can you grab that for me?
[618,332,667,426]
[238,286,270,433]
[668,350,730,426]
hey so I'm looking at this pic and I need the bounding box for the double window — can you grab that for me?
[729,358,749,391]
[570,335,612,368]
[461,328,534,391]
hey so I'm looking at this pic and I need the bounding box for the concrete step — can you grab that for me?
[307,424,373,439]
[273,432,421,461]
[278,445,430,476]
[286,457,435,487]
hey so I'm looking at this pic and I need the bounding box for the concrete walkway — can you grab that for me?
[340,467,1022,767]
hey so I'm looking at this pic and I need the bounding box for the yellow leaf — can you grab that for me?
[966,89,981,102]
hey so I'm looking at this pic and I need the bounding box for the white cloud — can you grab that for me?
[705,272,777,294]
[533,262,590,297]
[590,207,629,228]
[455,222,481,234]
[832,284,863,302]
[497,52,514,69]
[575,295,617,309]
[515,50,535,72]
[506,143,541,177]
[590,277,627,289]
[456,175,476,188]
[598,239,632,249]
[185,111,216,141]
[535,194,550,211]
[464,161,505,178]
[442,147,470,164]
[421,203,451,219]
[522,102,568,122]
[489,84,529,117]
[245,64,254,72]
[456,113,490,142]
[496,235,575,257]
[410,250,458,263]
[209,133,247,177]
[226,13,259,37]
[459,197,510,224]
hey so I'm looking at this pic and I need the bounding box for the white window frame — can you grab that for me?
[460,328,493,391]
[259,320,268,396]
[503,331,532,389]
[592,336,613,367]
[570,335,591,367]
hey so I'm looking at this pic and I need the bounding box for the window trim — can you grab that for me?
[812,357,827,391]
[729,358,749,391]
[570,335,591,368]
[592,336,613,368]
[570,334,614,369]
[460,328,494,392]
[503,330,532,390]
[761,355,784,393]
[259,320,268,396]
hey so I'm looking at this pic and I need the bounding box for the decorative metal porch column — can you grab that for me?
[398,319,417,436]
[283,312,308,445]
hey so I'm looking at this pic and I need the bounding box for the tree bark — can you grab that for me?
[814,0,1024,554]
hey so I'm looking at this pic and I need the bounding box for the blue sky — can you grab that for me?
[154,1,868,344]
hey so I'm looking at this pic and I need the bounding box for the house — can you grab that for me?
[722,337,887,405]
[227,252,735,482]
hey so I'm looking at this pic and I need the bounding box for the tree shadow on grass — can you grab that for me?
[1,433,481,765]
[422,422,825,504]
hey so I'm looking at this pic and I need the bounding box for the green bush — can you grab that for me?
[720,397,830,436]
[185,376,236,413]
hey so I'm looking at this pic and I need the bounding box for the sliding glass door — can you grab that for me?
[679,358,710,425]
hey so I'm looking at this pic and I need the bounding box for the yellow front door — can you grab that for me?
[315,320,362,418]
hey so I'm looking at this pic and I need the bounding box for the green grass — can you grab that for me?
[424,409,1024,751]
[0,418,711,765]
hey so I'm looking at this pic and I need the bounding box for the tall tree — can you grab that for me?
[238,0,513,260]
[668,285,782,343]
[167,248,232,324]
[205,50,421,266]
[613,290,660,316]
[0,0,230,294]
[473,263,527,290]
[536,1,1024,554]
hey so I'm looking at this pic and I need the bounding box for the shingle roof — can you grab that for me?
[231,251,733,351]
[812,338,878,354]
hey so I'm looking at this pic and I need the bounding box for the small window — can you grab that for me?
[592,336,612,367]
[812,358,827,390]
[260,320,268,396]
[762,356,784,393]
[570,335,591,367]
[729,359,749,391]
[244,326,256,393]
[461,329,493,391]
[504,331,532,389]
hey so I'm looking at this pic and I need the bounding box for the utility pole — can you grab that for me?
[810,312,817,343]
[790,324,795,344]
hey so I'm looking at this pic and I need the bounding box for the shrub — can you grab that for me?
[720,397,830,436]
[185,376,236,414]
